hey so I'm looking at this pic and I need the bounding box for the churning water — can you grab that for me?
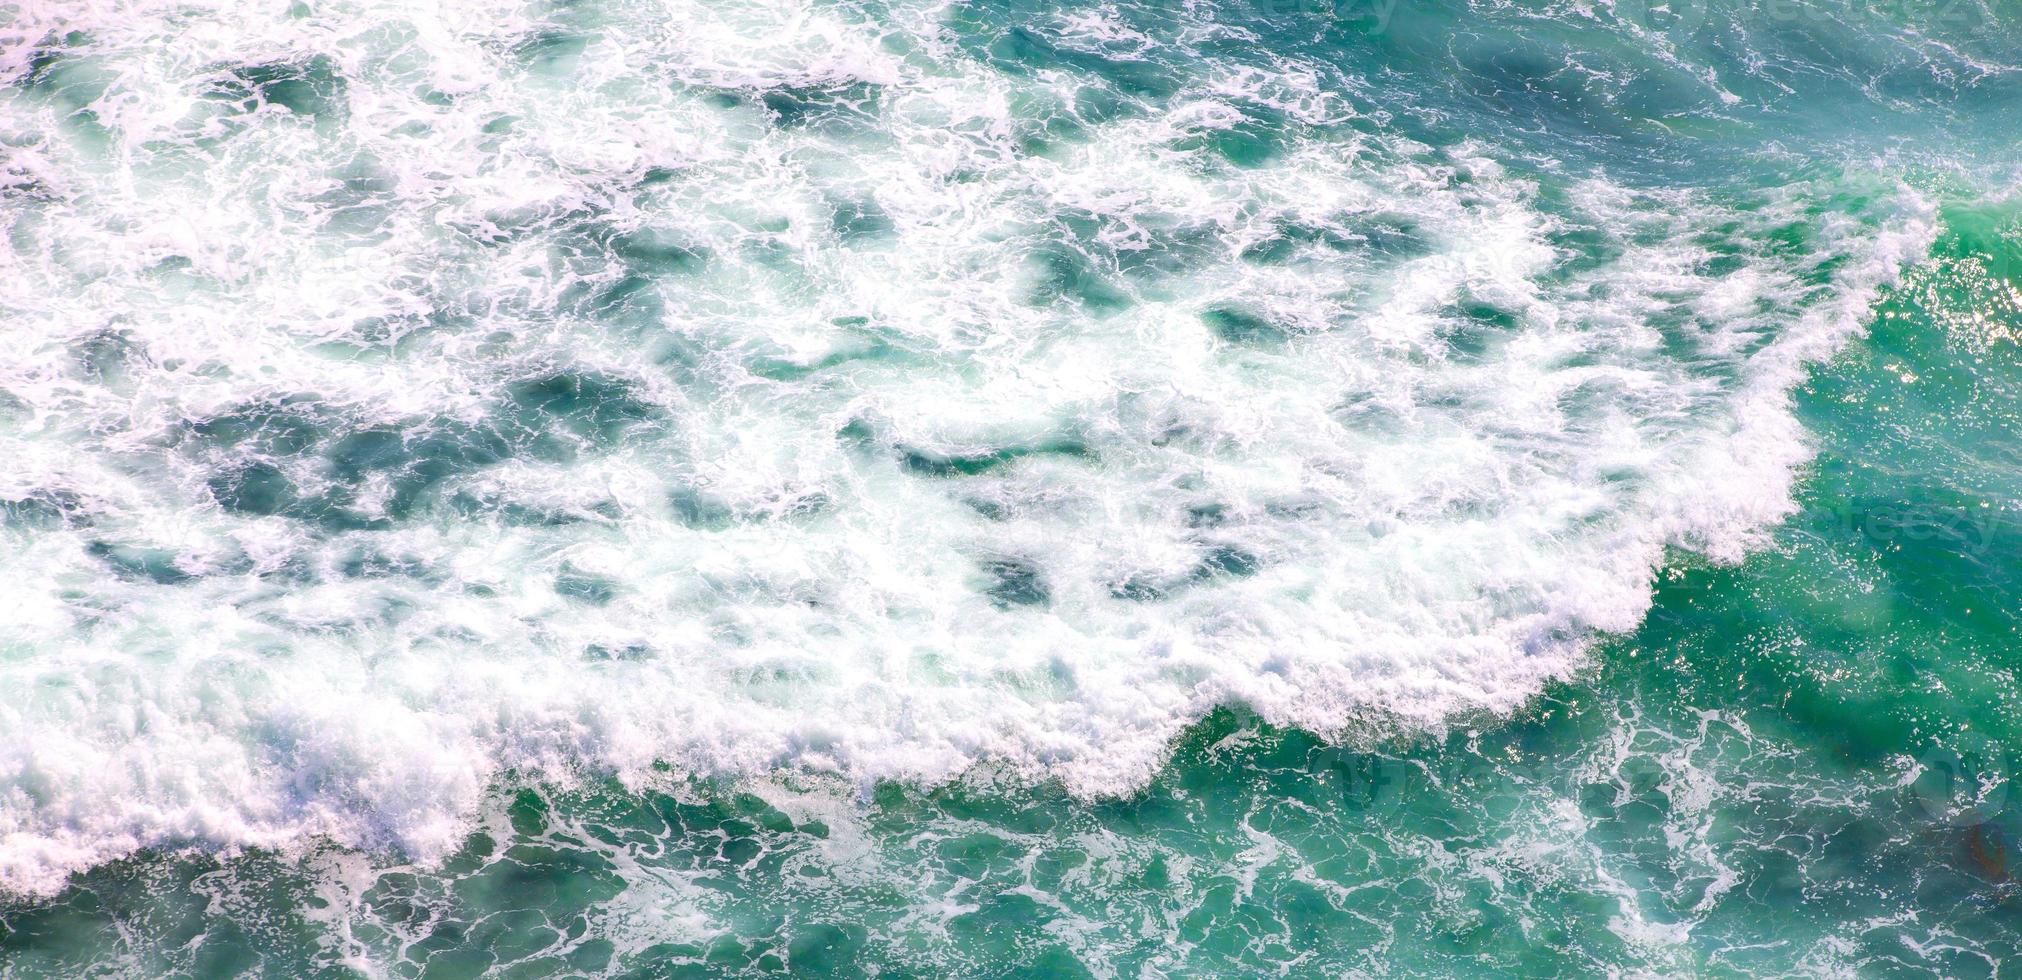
[2,0,2019,973]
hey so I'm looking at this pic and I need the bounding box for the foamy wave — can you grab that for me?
[0,0,1933,893]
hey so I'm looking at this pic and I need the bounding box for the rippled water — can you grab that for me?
[2,0,2018,974]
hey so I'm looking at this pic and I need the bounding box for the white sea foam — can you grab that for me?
[0,0,1934,892]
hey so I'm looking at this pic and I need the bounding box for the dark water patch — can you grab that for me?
[1436,299,1524,361]
[1200,305,1290,345]
[182,401,331,457]
[635,164,682,187]
[1194,543,1261,580]
[313,423,515,525]
[68,329,148,386]
[14,32,92,91]
[960,492,1012,522]
[1002,97,1093,157]
[580,273,661,326]
[215,56,347,118]
[1108,573,1167,602]
[452,841,625,913]
[668,487,738,531]
[839,410,1095,479]
[1027,242,1132,314]
[1541,220,1624,282]
[1039,210,1229,286]
[1109,540,1262,603]
[511,30,589,72]
[835,417,880,454]
[319,425,415,481]
[555,226,710,330]
[1,489,90,531]
[348,429,510,519]
[85,542,193,585]
[1238,233,1307,266]
[584,642,653,663]
[208,462,297,517]
[1452,45,1600,136]
[14,35,115,143]
[179,375,657,529]
[1121,223,1228,285]
[335,546,445,584]
[1062,84,1143,132]
[739,232,804,278]
[898,437,1093,478]
[1695,252,1750,279]
[499,372,659,449]
[758,81,883,129]
[829,197,893,244]
[599,227,710,275]
[1351,213,1437,259]
[968,22,1182,102]
[554,566,618,606]
[1174,103,1291,169]
[1243,213,1433,267]
[980,555,1050,608]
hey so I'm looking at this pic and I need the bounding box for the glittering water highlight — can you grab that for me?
[2,0,2019,973]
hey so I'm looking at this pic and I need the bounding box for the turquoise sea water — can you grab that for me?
[2,0,2020,974]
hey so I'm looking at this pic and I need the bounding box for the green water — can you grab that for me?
[4,0,2022,974]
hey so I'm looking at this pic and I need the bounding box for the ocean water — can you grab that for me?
[1,0,2018,974]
